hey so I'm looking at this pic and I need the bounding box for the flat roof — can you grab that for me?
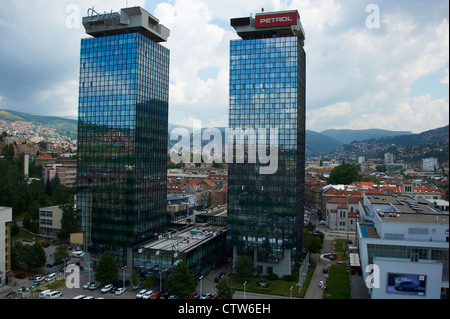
[143,225,226,254]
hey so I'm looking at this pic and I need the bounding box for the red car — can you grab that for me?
[150,291,162,299]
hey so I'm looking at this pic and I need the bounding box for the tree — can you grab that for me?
[58,203,76,241]
[144,276,154,289]
[130,270,139,287]
[22,242,46,270]
[327,163,360,185]
[53,245,70,266]
[165,261,197,297]
[216,274,234,299]
[234,255,256,278]
[95,251,118,285]
[1,144,15,161]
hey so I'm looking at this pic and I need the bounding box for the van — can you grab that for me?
[45,273,57,282]
[45,291,62,299]
[39,289,52,299]
[71,251,84,258]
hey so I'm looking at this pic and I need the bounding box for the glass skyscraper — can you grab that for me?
[227,11,306,276]
[76,7,170,266]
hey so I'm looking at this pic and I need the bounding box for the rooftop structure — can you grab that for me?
[231,10,305,40]
[83,6,170,42]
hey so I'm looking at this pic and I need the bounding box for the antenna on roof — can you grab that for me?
[261,7,265,12]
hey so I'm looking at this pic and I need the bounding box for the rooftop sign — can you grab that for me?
[255,12,298,28]
[86,7,120,23]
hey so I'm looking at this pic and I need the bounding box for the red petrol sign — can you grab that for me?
[255,12,298,28]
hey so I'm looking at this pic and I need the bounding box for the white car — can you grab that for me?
[142,290,153,299]
[100,284,114,294]
[136,289,148,299]
[115,287,126,295]
[319,220,326,225]
[83,281,95,289]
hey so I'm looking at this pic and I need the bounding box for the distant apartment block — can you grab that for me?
[42,163,77,187]
[0,207,12,286]
[422,157,438,172]
[39,205,63,238]
[384,152,394,165]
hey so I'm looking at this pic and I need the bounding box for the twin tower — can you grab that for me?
[76,7,305,277]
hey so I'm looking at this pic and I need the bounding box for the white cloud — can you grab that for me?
[441,68,449,85]
[0,0,448,134]
[155,0,235,128]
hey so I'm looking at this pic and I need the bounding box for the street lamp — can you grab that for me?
[122,266,127,289]
[63,257,69,280]
[88,260,94,283]
[243,281,247,300]
[199,276,203,295]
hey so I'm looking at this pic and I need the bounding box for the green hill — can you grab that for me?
[320,128,413,145]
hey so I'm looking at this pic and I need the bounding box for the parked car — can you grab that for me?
[100,284,114,294]
[45,273,57,282]
[319,220,326,225]
[136,289,148,299]
[45,291,63,299]
[15,273,26,279]
[29,274,41,281]
[71,251,84,258]
[142,290,154,299]
[318,281,327,290]
[83,281,95,289]
[132,283,144,290]
[34,275,45,282]
[159,292,170,299]
[150,291,162,299]
[115,287,126,295]
[30,281,41,289]
[88,283,100,291]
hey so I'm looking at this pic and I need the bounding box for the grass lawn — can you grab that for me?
[230,275,302,298]
[323,263,351,299]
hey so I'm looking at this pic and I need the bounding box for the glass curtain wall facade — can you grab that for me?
[77,33,169,264]
[228,36,305,274]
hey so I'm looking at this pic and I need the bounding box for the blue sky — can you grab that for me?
[0,0,448,133]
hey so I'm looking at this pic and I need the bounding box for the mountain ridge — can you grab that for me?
[1,109,447,156]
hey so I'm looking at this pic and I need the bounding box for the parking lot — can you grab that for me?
[4,243,165,299]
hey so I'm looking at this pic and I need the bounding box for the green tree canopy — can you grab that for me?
[58,203,76,241]
[216,274,234,299]
[22,242,46,270]
[234,255,256,278]
[165,261,197,297]
[53,245,70,266]
[95,251,119,285]
[327,163,360,185]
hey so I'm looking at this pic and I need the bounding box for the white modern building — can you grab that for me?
[0,207,12,286]
[357,194,449,299]
[422,157,438,172]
